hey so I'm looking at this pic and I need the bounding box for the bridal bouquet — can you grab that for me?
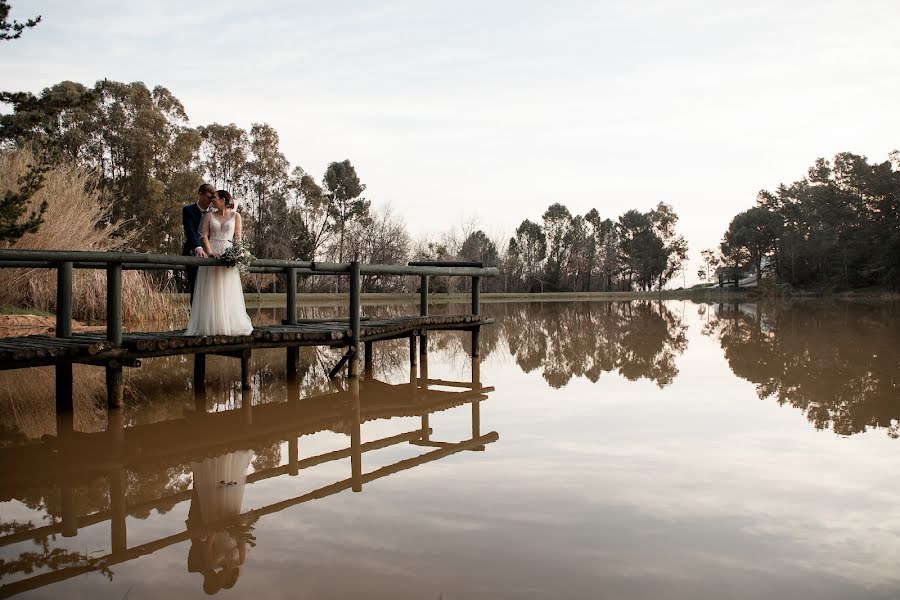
[221,244,255,275]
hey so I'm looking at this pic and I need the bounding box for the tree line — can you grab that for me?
[1,78,692,293]
[705,152,900,290]
[0,80,377,264]
[500,202,688,292]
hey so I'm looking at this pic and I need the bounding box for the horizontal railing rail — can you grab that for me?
[0,250,499,277]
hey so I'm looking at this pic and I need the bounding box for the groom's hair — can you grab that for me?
[198,183,215,195]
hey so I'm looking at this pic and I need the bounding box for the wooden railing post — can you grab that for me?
[285,266,300,377]
[106,263,122,347]
[285,267,297,324]
[419,275,429,316]
[56,261,72,337]
[471,275,481,357]
[419,275,428,355]
[348,261,361,378]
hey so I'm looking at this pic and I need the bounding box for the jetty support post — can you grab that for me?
[110,468,127,553]
[54,264,75,414]
[349,377,362,492]
[106,359,124,409]
[420,353,430,442]
[56,261,73,338]
[286,267,300,376]
[364,340,373,375]
[409,332,417,367]
[193,353,206,393]
[472,356,482,441]
[105,262,124,408]
[287,371,300,475]
[242,387,253,425]
[348,261,361,378]
[60,486,78,537]
[55,362,74,414]
[419,275,428,355]
[240,349,252,391]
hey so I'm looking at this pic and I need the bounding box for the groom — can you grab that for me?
[182,183,216,300]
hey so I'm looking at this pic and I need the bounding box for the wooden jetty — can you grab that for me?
[0,359,496,598]
[0,249,497,412]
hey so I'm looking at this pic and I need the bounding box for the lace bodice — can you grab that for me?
[207,214,236,254]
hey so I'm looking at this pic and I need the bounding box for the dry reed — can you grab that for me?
[0,150,185,326]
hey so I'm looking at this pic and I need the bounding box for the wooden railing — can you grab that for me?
[0,249,498,363]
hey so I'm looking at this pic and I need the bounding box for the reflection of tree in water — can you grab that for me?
[496,301,688,388]
[0,522,112,581]
[705,302,900,437]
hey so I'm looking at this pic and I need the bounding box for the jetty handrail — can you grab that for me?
[0,249,498,276]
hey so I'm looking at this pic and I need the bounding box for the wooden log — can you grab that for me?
[409,260,484,268]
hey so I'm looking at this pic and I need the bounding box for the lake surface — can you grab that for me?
[0,300,898,599]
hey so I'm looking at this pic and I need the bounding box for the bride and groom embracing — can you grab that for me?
[181,183,254,337]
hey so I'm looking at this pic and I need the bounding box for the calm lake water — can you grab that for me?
[0,300,898,599]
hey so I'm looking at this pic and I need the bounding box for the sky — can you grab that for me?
[3,0,899,284]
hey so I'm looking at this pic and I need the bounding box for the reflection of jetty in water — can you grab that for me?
[0,355,496,597]
[704,301,900,437]
[494,301,688,388]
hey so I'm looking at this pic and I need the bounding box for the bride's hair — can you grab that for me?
[216,190,234,208]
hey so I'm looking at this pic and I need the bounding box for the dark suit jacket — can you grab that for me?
[182,204,204,256]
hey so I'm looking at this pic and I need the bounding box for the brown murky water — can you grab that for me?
[0,300,898,599]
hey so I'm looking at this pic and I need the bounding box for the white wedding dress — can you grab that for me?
[184,214,254,336]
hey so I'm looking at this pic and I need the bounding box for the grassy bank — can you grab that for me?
[0,305,53,316]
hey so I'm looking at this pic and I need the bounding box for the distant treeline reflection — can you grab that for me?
[490,301,688,389]
[704,302,900,438]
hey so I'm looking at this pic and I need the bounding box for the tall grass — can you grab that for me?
[0,150,184,326]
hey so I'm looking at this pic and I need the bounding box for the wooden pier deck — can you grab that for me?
[0,314,492,370]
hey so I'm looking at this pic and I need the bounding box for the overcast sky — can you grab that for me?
[4,0,899,283]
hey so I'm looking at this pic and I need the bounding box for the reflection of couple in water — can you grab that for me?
[186,450,256,595]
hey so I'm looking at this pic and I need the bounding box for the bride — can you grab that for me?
[184,190,254,336]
